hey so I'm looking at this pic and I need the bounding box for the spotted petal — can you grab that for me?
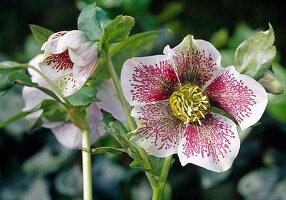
[131,100,185,157]
[121,55,180,106]
[163,35,221,88]
[39,50,74,79]
[204,66,268,130]
[178,112,240,172]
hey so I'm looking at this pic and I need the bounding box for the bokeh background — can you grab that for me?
[1,0,286,199]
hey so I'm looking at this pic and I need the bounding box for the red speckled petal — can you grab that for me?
[121,55,180,106]
[131,100,185,157]
[163,35,221,88]
[58,72,78,96]
[178,112,240,172]
[39,50,74,79]
[204,66,268,130]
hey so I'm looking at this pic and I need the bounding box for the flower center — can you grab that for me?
[169,84,210,125]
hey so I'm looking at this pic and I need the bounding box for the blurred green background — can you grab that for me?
[1,0,286,199]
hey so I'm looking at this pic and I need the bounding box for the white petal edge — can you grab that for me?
[177,112,240,172]
[205,66,268,130]
[41,31,68,54]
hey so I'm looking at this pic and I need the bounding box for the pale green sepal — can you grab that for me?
[234,23,276,80]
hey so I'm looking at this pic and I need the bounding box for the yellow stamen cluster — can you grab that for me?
[169,84,210,125]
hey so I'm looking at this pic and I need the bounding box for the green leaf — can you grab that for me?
[238,167,280,200]
[8,71,37,86]
[7,72,61,102]
[94,30,163,82]
[210,28,229,49]
[41,100,70,122]
[66,86,99,106]
[258,70,283,94]
[266,63,286,122]
[0,67,26,91]
[77,3,112,41]
[55,165,82,196]
[99,15,135,49]
[148,155,167,177]
[0,61,23,69]
[0,104,41,128]
[88,147,126,154]
[29,24,54,45]
[22,147,73,175]
[234,24,276,80]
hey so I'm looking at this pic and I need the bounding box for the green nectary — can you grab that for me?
[169,84,210,125]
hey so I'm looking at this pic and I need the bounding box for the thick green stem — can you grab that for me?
[82,128,93,200]
[105,49,156,188]
[153,155,173,200]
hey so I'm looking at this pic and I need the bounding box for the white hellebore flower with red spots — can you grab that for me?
[39,30,98,96]
[121,35,267,172]
[23,55,126,149]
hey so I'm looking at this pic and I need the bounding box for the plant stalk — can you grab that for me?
[105,49,157,189]
[152,155,173,200]
[82,128,93,200]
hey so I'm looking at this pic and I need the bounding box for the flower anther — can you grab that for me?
[170,84,210,125]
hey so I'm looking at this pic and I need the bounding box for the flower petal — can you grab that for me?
[163,35,221,88]
[58,72,78,96]
[41,31,68,54]
[52,103,104,149]
[68,41,98,67]
[177,112,240,172]
[56,30,87,52]
[73,61,97,90]
[39,50,74,79]
[96,79,127,122]
[131,100,185,157]
[121,55,180,106]
[204,66,268,130]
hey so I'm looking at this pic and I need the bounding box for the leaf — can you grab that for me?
[66,86,99,106]
[89,147,126,154]
[77,3,112,41]
[210,28,229,49]
[258,70,283,94]
[234,24,276,80]
[55,165,82,196]
[41,99,70,122]
[0,99,69,128]
[0,67,26,91]
[0,104,42,128]
[29,24,54,45]
[22,179,51,200]
[266,63,286,122]
[99,15,135,49]
[94,30,163,82]
[148,155,168,177]
[7,71,61,102]
[200,168,231,189]
[0,61,23,69]
[238,167,280,200]
[22,147,73,175]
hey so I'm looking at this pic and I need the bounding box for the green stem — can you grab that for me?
[105,49,156,189]
[153,155,173,200]
[82,128,93,200]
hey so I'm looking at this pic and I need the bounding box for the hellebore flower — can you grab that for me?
[39,30,98,96]
[23,55,126,149]
[121,35,267,172]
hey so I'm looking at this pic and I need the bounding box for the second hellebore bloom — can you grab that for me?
[39,30,98,96]
[121,35,267,172]
[23,55,126,149]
